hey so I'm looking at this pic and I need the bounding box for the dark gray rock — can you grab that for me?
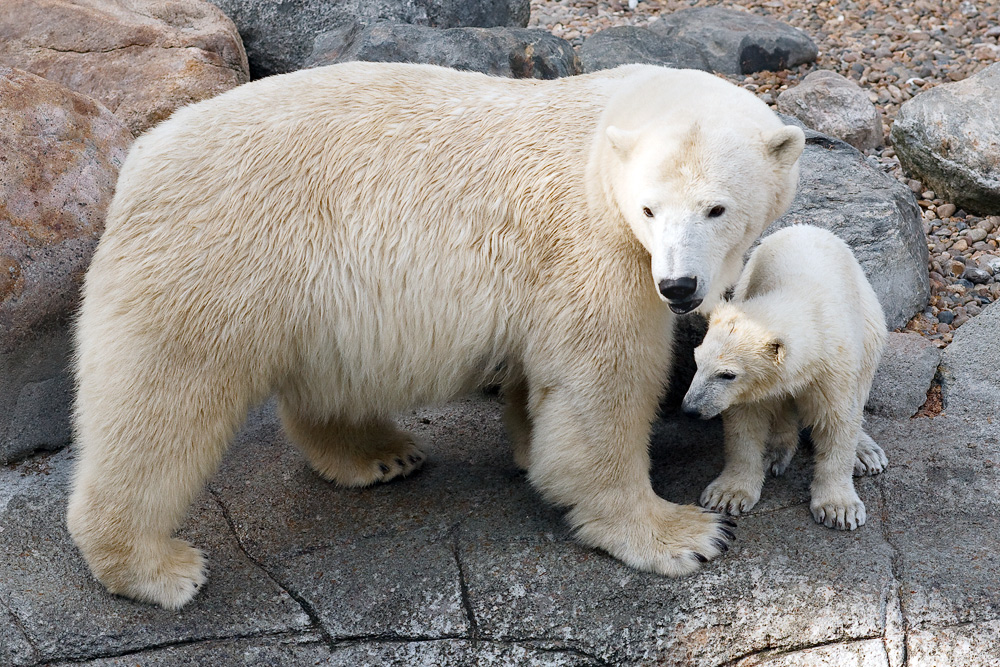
[777,70,883,151]
[307,23,579,79]
[0,607,36,667]
[578,26,708,74]
[0,449,311,663]
[769,126,929,331]
[0,68,133,465]
[940,301,1000,417]
[867,332,941,418]
[206,0,530,78]
[327,640,602,666]
[646,7,818,75]
[891,62,1000,215]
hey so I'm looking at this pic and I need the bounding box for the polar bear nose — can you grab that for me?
[658,277,698,301]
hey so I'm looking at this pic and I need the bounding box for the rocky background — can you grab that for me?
[1,1,999,666]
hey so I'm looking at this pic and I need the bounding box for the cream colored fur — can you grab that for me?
[68,62,803,609]
[683,225,888,529]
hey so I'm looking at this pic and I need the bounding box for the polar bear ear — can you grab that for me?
[606,126,639,158]
[768,339,786,366]
[764,126,805,169]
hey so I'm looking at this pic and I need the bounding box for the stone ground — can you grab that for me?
[531,0,1000,346]
[2,303,998,666]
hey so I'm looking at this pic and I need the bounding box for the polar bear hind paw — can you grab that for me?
[853,433,888,477]
[102,538,207,610]
[810,494,866,531]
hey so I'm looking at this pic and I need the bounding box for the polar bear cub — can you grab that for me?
[682,225,888,530]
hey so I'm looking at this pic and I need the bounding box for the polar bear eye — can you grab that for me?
[708,205,726,218]
[717,371,737,381]
[642,206,654,218]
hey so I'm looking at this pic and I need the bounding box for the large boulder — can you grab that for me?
[867,332,941,418]
[941,301,1000,418]
[0,0,249,136]
[0,68,133,463]
[777,70,884,151]
[579,26,708,74]
[307,23,578,79]
[891,62,1000,215]
[206,0,530,78]
[646,7,817,75]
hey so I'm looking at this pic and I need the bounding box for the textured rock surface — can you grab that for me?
[646,7,818,75]
[939,301,1000,417]
[307,23,578,79]
[778,70,884,151]
[207,0,530,78]
[891,62,1000,215]
[0,0,248,136]
[770,126,929,331]
[867,332,941,418]
[579,26,708,73]
[0,68,132,464]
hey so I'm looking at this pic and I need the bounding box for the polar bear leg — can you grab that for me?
[853,431,888,477]
[278,399,425,487]
[68,367,249,610]
[809,411,866,530]
[527,380,734,576]
[701,403,769,516]
[765,400,799,477]
[502,378,533,471]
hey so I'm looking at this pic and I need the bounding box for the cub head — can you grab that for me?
[682,303,787,419]
[603,116,804,314]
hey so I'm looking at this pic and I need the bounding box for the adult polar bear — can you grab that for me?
[68,62,805,609]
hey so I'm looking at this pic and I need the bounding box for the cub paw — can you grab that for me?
[810,488,866,530]
[700,475,762,516]
[765,446,795,477]
[370,440,426,484]
[853,433,888,477]
[572,499,737,577]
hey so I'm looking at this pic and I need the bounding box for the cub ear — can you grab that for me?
[764,126,805,169]
[768,338,786,366]
[606,126,639,159]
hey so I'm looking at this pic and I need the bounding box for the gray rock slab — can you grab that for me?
[0,606,36,666]
[0,449,311,663]
[729,639,891,666]
[207,0,530,78]
[777,70,883,151]
[940,301,1000,417]
[866,332,941,419]
[891,62,1000,215]
[907,621,1000,667]
[769,127,929,331]
[866,415,1000,635]
[307,23,579,79]
[647,7,817,75]
[578,26,708,73]
[326,640,604,666]
[50,635,331,666]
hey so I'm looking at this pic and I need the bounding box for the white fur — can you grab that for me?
[67,62,803,608]
[683,225,888,529]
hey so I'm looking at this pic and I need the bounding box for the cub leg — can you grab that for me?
[278,398,424,487]
[527,374,735,577]
[701,403,771,515]
[809,410,867,530]
[502,378,532,471]
[765,399,799,477]
[68,370,250,610]
[854,430,888,477]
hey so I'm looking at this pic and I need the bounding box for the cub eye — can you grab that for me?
[642,206,654,218]
[708,205,726,218]
[717,371,737,381]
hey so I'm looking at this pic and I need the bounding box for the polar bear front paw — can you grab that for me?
[700,474,762,516]
[101,538,207,610]
[853,433,888,477]
[572,499,736,576]
[810,489,866,530]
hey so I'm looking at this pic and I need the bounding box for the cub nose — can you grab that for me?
[658,277,698,301]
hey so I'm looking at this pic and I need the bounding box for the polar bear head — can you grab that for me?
[597,70,805,314]
[682,302,786,419]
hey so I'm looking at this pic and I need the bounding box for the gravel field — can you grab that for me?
[530,0,1000,345]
